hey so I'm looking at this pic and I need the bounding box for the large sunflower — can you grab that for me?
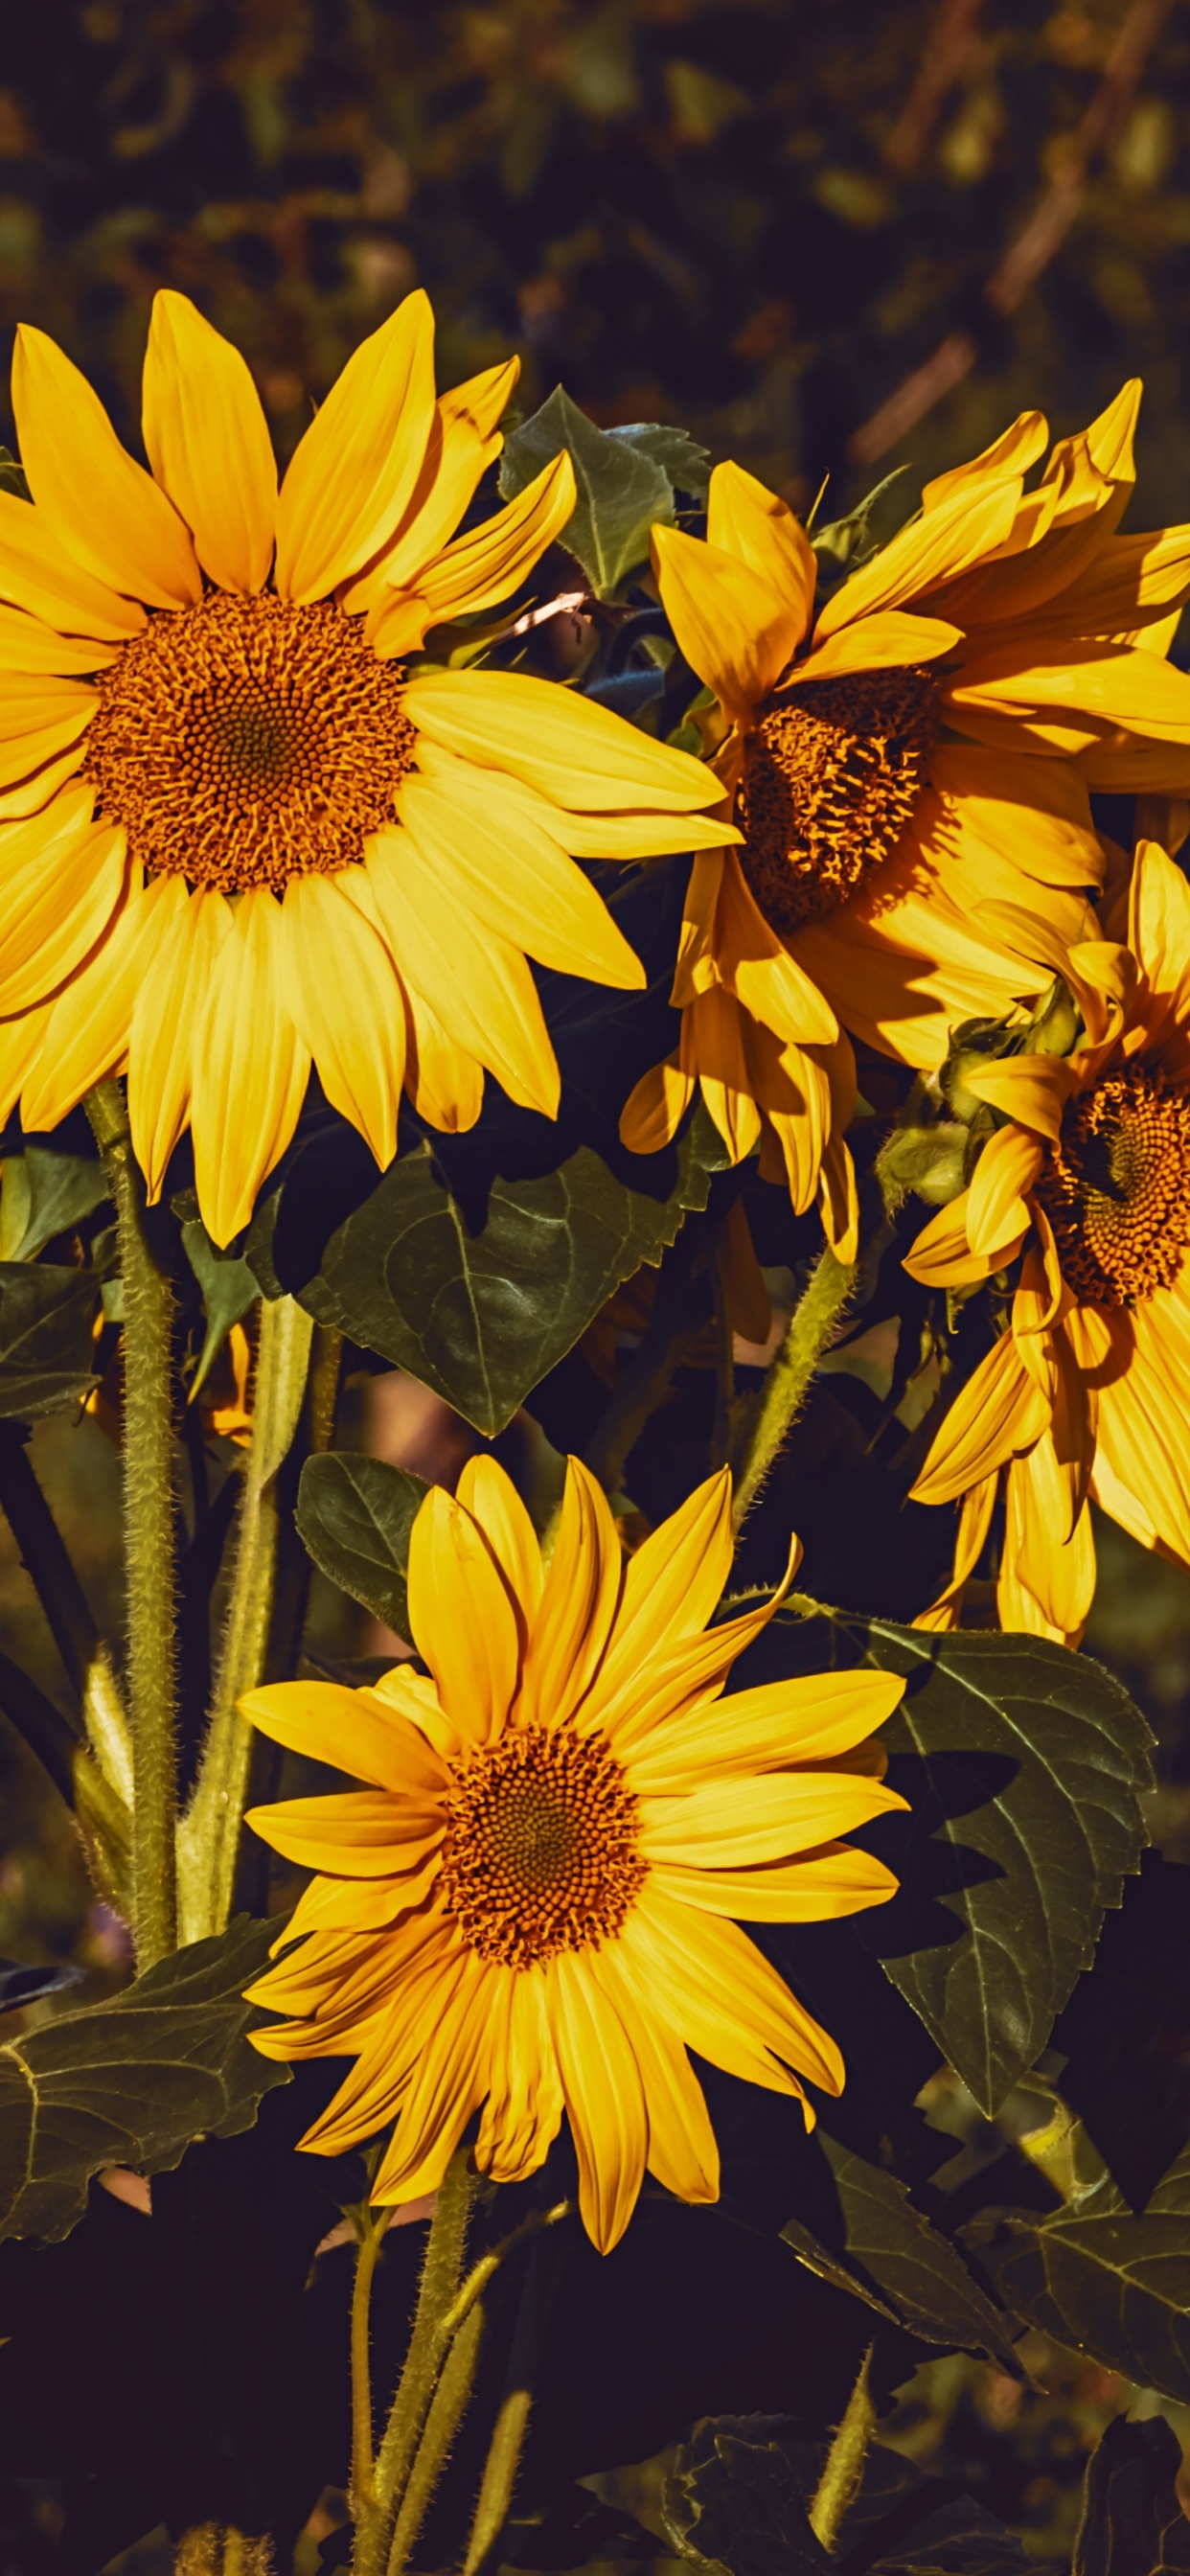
[242,1456,904,2252]
[906,838,1190,1643]
[0,291,731,1243]
[623,387,1190,1251]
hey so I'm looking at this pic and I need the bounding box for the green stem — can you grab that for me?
[349,2207,392,2519]
[808,2345,876,2553]
[355,2151,477,2576]
[463,2225,562,2576]
[176,1294,314,1944]
[85,1079,178,1968]
[731,1247,856,1535]
[386,2300,486,2576]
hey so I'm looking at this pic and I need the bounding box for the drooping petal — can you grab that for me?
[545,1949,648,2252]
[366,826,560,1116]
[142,289,277,593]
[618,1050,695,1155]
[12,324,201,610]
[400,970,486,1133]
[966,1124,1045,1258]
[189,885,311,1248]
[371,1952,497,2201]
[405,1484,521,1745]
[274,291,437,602]
[474,1966,564,2185]
[619,1891,842,2099]
[280,872,404,1170]
[369,451,576,650]
[911,1327,1050,1506]
[126,884,232,1202]
[20,873,172,1131]
[586,1940,720,2204]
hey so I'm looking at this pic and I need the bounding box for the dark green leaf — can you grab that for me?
[293,1120,720,1438]
[295,1451,426,1638]
[0,1149,109,1264]
[752,1613,1153,2113]
[498,384,675,597]
[0,1262,100,1418]
[0,1915,290,2244]
[1074,2415,1190,2576]
[661,2420,1028,2576]
[781,2135,1022,2370]
[0,447,30,503]
[965,2142,1190,2406]
[181,1218,259,1399]
[608,421,711,494]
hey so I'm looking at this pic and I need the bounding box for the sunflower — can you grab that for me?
[241,1455,904,2251]
[0,291,732,1244]
[905,836,1190,1643]
[622,386,1190,1253]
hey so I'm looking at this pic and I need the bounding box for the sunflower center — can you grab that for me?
[83,589,416,893]
[439,1723,647,1969]
[1034,1063,1190,1306]
[737,664,937,936]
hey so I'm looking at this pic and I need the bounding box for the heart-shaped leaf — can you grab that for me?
[0,1915,290,2244]
[741,1612,1154,2113]
[965,2142,1190,2405]
[781,2134,1022,2371]
[295,1452,426,1639]
[293,1121,718,1438]
[0,1149,109,1264]
[1074,2415,1190,2576]
[0,1262,100,1418]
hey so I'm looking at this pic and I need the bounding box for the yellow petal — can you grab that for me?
[371,1954,496,2201]
[921,410,1048,512]
[966,1123,1044,1257]
[405,1484,520,1745]
[706,460,815,642]
[12,324,201,610]
[474,1965,564,2185]
[403,666,725,815]
[586,1941,719,2204]
[280,872,404,1170]
[400,971,485,1132]
[684,984,763,1164]
[903,1192,1008,1288]
[0,492,146,640]
[0,602,118,675]
[394,768,644,988]
[189,886,310,1247]
[244,1785,441,1874]
[0,812,127,1016]
[713,850,838,1045]
[794,609,962,683]
[521,1458,622,1729]
[620,1892,841,2098]
[404,747,738,861]
[20,873,176,1129]
[595,1466,733,1715]
[814,475,1022,638]
[545,1949,648,2251]
[619,1050,694,1155]
[241,1678,448,1796]
[651,1848,898,1921]
[340,356,519,611]
[912,1328,1048,1506]
[950,640,1190,743]
[127,883,231,1202]
[0,678,96,786]
[964,1054,1078,1142]
[652,520,800,722]
[274,290,437,602]
[0,743,90,819]
[625,1668,904,1792]
[638,1770,905,1866]
[366,826,560,1116]
[142,289,277,593]
[915,1468,999,1631]
[455,1455,544,1632]
[0,995,53,1122]
[370,451,577,651]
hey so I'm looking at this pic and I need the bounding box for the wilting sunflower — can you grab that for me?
[242,1456,904,2251]
[0,290,731,1243]
[905,837,1190,1643]
[623,387,1190,1247]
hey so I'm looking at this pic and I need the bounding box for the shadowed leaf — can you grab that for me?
[966,2144,1190,2407]
[662,2417,1028,2576]
[0,1149,109,1264]
[0,1262,100,1418]
[295,1452,426,1639]
[1073,2414,1190,2576]
[782,2134,1022,2371]
[181,1219,259,1401]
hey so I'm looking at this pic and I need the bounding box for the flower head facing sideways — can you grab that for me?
[242,1456,905,2251]
[0,291,732,1241]
[623,387,1190,1259]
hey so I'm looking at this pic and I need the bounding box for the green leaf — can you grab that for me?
[0,1149,109,1264]
[0,1262,100,1418]
[781,2134,1022,2370]
[811,467,911,594]
[662,2421,1029,2576]
[607,421,711,494]
[753,1613,1154,2113]
[0,1915,291,2245]
[291,1118,721,1438]
[181,1217,259,1399]
[296,1451,426,1638]
[0,446,31,503]
[965,2141,1190,2405]
[1074,2415,1190,2576]
[498,384,675,597]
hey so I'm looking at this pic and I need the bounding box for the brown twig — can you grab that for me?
[852,0,1176,467]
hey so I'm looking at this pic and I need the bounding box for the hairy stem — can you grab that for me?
[85,1079,177,1967]
[349,2207,392,2520]
[355,2153,477,2576]
[808,2346,876,2552]
[386,2300,486,2576]
[177,1295,314,1944]
[732,1248,856,1535]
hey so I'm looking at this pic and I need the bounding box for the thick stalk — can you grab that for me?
[386,2300,486,2576]
[808,2346,876,2552]
[349,2207,392,2518]
[355,2152,477,2576]
[177,1294,314,1943]
[85,1079,177,1967]
[463,2225,562,2576]
[732,1248,856,1535]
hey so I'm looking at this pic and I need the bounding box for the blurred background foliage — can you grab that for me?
[4,3,1190,2564]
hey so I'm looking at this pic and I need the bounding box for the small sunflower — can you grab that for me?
[0,290,731,1242]
[623,388,1190,1253]
[906,838,1190,1643]
[242,1456,904,2251]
